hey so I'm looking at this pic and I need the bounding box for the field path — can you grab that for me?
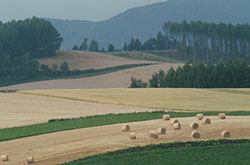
[0,93,153,128]
[0,116,250,165]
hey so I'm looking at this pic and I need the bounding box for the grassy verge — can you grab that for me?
[0,111,250,142]
[110,50,183,63]
[62,139,250,165]
[0,63,152,87]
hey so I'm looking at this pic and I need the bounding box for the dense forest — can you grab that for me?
[130,60,250,88]
[124,21,250,64]
[0,17,66,86]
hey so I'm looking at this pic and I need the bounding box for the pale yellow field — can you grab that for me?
[19,88,250,111]
[0,93,153,128]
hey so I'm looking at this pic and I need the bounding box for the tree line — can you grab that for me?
[123,21,250,64]
[164,21,250,63]
[72,38,115,52]
[130,60,250,88]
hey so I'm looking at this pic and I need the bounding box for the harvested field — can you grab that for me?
[39,50,156,70]
[0,93,153,129]
[0,116,250,165]
[18,88,250,111]
[0,63,181,90]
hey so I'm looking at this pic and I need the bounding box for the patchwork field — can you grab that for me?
[1,116,250,165]
[0,92,153,129]
[18,88,250,111]
[39,50,156,70]
[0,63,181,90]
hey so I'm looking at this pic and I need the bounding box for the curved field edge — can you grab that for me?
[0,63,153,87]
[0,111,250,142]
[62,139,250,165]
[18,88,250,111]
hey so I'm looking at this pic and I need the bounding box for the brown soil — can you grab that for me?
[0,93,153,129]
[0,63,181,90]
[0,116,249,165]
[39,50,156,70]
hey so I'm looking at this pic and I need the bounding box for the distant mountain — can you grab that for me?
[46,0,250,49]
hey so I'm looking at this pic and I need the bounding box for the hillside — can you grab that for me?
[47,0,250,49]
[0,63,181,90]
[39,50,155,70]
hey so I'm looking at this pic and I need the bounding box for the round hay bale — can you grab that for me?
[173,123,181,130]
[162,114,170,121]
[191,131,201,139]
[27,156,34,164]
[202,118,211,125]
[149,131,158,139]
[170,119,179,126]
[129,133,136,140]
[218,113,226,119]
[221,131,231,138]
[1,155,9,162]
[156,127,166,134]
[121,125,130,132]
[196,113,204,120]
[190,122,199,129]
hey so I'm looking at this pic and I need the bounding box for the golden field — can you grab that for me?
[18,88,250,111]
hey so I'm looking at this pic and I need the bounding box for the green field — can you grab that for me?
[0,111,250,142]
[63,139,250,165]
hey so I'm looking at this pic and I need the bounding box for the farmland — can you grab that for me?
[1,115,250,165]
[0,63,181,90]
[18,88,250,111]
[39,50,157,70]
[0,92,152,128]
[64,139,250,165]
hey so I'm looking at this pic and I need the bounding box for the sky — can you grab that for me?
[0,0,167,22]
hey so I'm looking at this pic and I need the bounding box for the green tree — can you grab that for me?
[80,38,88,51]
[129,76,148,88]
[89,40,99,52]
[108,43,115,52]
[60,61,69,73]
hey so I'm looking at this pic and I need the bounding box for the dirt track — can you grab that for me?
[0,63,181,90]
[0,93,153,128]
[0,116,249,165]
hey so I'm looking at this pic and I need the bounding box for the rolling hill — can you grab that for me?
[39,50,155,70]
[47,0,250,49]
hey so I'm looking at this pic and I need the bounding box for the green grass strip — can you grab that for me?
[62,139,250,165]
[0,111,250,142]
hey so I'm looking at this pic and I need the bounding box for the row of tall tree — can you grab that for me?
[130,60,250,88]
[164,21,250,63]
[123,21,250,64]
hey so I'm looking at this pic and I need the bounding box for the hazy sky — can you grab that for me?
[0,0,167,22]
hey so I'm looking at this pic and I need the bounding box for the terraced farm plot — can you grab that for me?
[19,88,250,111]
[1,116,250,165]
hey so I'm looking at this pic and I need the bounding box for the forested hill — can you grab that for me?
[46,0,250,49]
